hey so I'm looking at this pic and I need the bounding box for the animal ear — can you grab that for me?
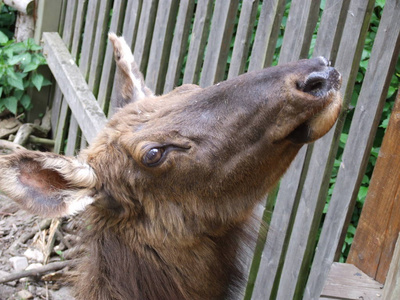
[108,32,154,112]
[0,150,98,218]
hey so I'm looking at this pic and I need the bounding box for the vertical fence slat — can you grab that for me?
[65,0,100,156]
[50,0,78,137]
[121,0,142,48]
[133,0,158,75]
[310,2,400,296]
[199,0,239,87]
[247,0,285,72]
[97,0,127,112]
[182,0,213,85]
[251,1,321,298]
[145,0,179,94]
[276,1,375,299]
[163,0,195,93]
[278,0,320,64]
[227,0,259,79]
[88,0,113,97]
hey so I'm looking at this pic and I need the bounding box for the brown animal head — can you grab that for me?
[0,35,341,299]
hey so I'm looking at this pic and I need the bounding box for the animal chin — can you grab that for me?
[287,94,342,144]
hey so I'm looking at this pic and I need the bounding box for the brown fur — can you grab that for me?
[0,35,342,299]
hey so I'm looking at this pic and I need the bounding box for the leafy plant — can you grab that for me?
[0,34,51,115]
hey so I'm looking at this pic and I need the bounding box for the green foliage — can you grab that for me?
[0,35,51,115]
[0,3,16,39]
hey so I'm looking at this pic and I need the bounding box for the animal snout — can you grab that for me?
[298,66,342,98]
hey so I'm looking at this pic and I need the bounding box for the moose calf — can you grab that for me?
[0,34,342,299]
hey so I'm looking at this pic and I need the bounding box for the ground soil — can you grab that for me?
[0,194,75,300]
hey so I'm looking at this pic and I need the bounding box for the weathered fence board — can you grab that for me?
[43,33,107,143]
[163,0,195,93]
[247,0,285,71]
[97,0,127,112]
[227,0,259,79]
[133,0,158,75]
[383,234,400,299]
[275,1,375,299]
[199,0,238,87]
[347,90,400,283]
[182,0,213,84]
[145,0,179,94]
[88,0,113,97]
[251,0,321,299]
[279,0,320,65]
[50,0,77,141]
[307,1,400,297]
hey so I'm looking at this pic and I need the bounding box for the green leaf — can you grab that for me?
[20,94,31,110]
[32,72,45,91]
[0,30,9,44]
[2,96,18,114]
[0,86,2,98]
[7,75,24,90]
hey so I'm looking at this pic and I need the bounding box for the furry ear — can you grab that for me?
[0,150,98,218]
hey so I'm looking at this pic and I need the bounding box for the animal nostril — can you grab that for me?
[300,71,331,97]
[303,77,325,94]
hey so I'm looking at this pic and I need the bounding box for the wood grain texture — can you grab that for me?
[383,234,400,299]
[43,33,107,143]
[97,0,127,112]
[247,0,285,71]
[163,0,195,93]
[347,90,400,283]
[275,1,375,299]
[308,1,400,297]
[199,0,239,87]
[182,0,213,84]
[227,0,259,79]
[145,0,179,94]
[320,263,383,300]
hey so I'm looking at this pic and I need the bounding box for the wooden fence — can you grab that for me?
[34,0,400,299]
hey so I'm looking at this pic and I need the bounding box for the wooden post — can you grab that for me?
[347,89,400,283]
[383,233,400,299]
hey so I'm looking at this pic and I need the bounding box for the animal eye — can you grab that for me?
[143,148,165,166]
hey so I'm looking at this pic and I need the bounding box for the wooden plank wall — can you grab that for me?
[40,1,400,299]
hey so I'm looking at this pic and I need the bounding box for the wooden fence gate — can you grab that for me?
[33,0,400,299]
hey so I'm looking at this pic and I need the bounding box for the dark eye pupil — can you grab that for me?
[144,148,164,166]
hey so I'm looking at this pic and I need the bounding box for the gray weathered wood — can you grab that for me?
[145,0,179,94]
[88,0,113,96]
[97,0,127,112]
[182,0,213,84]
[43,32,107,143]
[247,0,285,71]
[121,0,142,48]
[53,100,70,154]
[320,263,383,300]
[133,0,158,74]
[383,234,400,300]
[312,0,349,62]
[227,0,259,79]
[163,0,195,93]
[251,146,312,300]
[50,0,77,137]
[199,0,239,87]
[305,1,400,298]
[65,0,100,155]
[276,1,375,299]
[251,0,323,297]
[279,0,320,64]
